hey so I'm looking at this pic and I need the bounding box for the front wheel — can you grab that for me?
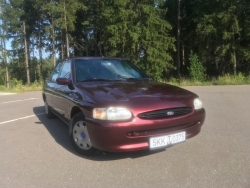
[70,112,98,156]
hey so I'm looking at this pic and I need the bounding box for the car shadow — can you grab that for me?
[33,106,166,161]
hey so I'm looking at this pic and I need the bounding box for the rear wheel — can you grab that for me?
[44,99,55,119]
[70,112,98,156]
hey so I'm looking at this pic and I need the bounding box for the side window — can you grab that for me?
[59,60,71,79]
[51,62,63,82]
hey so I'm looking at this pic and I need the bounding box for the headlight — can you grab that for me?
[193,98,203,110]
[93,107,132,120]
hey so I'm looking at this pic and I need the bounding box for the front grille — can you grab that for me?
[138,107,192,119]
[127,121,199,137]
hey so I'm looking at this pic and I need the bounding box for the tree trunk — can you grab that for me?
[51,17,56,67]
[5,66,9,88]
[65,32,69,58]
[177,0,181,78]
[38,21,43,79]
[52,27,56,67]
[2,0,9,88]
[23,21,30,84]
[233,36,237,76]
[61,31,64,59]
[1,34,9,88]
[64,1,70,58]
[3,42,9,88]
[233,50,237,76]
[182,44,185,66]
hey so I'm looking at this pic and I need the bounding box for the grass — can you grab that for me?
[166,73,250,86]
[0,80,43,93]
[0,73,249,93]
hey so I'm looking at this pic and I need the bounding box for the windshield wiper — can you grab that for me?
[79,77,152,82]
[118,77,152,81]
[78,78,113,82]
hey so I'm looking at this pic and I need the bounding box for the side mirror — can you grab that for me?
[56,78,72,85]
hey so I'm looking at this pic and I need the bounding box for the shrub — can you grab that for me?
[188,51,206,82]
[0,76,4,85]
[9,78,23,88]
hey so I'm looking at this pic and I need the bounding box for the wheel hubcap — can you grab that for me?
[73,121,92,150]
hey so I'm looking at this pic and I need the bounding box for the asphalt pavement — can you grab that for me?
[0,86,249,188]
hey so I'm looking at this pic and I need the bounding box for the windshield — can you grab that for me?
[75,59,150,82]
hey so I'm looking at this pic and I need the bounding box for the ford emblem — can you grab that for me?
[167,111,174,116]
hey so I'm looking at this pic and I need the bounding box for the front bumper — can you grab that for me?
[85,108,205,152]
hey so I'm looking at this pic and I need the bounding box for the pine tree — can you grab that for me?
[43,0,86,59]
[0,0,10,87]
[196,0,241,76]
[2,0,33,84]
[101,0,175,80]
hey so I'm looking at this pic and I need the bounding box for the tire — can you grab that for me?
[44,99,56,119]
[70,112,98,156]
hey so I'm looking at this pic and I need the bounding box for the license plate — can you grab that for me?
[149,132,186,149]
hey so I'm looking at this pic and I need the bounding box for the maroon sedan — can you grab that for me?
[43,57,205,156]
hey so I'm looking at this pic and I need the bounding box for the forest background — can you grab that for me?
[0,0,250,91]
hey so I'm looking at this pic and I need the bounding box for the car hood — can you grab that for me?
[76,81,197,110]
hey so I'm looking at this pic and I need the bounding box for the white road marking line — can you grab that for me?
[1,98,39,104]
[0,113,45,125]
[0,92,16,96]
